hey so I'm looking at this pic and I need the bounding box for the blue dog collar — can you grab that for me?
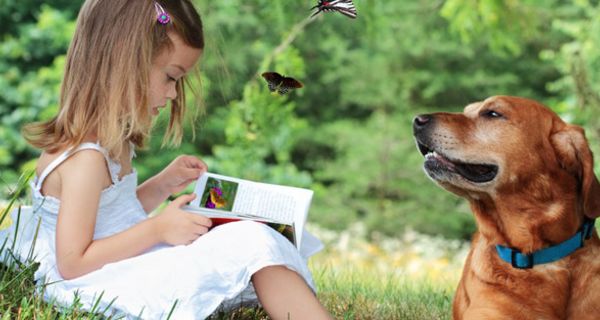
[496,218,596,269]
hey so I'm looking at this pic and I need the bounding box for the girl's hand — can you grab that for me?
[158,155,207,195]
[137,155,207,214]
[154,194,213,246]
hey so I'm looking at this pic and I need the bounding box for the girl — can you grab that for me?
[6,0,332,319]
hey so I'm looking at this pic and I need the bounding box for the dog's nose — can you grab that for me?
[413,114,432,129]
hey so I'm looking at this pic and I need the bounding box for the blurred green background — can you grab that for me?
[1,0,600,241]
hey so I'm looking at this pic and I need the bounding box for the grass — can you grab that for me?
[313,266,453,320]
[0,172,456,319]
[307,225,459,320]
[0,261,454,319]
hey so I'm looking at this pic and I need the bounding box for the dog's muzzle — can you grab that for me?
[413,114,498,183]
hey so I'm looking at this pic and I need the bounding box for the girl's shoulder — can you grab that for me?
[35,141,113,199]
[36,140,107,176]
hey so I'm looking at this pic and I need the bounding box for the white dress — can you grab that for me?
[0,143,322,319]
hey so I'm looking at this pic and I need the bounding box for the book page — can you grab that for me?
[233,184,296,222]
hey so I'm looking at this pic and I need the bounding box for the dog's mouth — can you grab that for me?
[417,141,498,183]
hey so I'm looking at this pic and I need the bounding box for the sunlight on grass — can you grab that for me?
[307,223,467,319]
[308,223,467,282]
[313,266,454,320]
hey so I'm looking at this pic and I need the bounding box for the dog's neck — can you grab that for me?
[468,193,585,253]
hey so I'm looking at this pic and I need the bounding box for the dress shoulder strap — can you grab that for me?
[34,143,116,191]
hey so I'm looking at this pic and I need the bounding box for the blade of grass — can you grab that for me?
[10,205,21,253]
[0,171,34,227]
[165,299,179,320]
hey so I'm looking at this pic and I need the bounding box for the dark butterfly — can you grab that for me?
[310,0,357,19]
[261,72,304,95]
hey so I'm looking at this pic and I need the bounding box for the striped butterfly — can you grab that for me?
[310,0,357,19]
[261,72,304,95]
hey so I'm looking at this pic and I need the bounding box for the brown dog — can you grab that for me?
[413,96,600,319]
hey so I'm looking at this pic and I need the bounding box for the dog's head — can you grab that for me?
[413,95,600,220]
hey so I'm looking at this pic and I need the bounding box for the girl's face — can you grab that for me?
[149,33,202,116]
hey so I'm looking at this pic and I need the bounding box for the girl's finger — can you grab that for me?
[182,167,205,180]
[172,193,196,207]
[193,215,212,228]
[183,155,207,170]
[194,226,209,236]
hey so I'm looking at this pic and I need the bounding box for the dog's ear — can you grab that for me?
[551,120,600,218]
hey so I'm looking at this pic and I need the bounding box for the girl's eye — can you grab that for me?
[167,75,177,82]
[482,110,503,118]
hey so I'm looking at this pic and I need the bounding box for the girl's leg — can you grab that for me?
[252,266,332,320]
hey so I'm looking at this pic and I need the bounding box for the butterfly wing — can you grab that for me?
[277,76,303,95]
[277,86,290,95]
[209,188,227,208]
[332,0,357,19]
[336,9,357,19]
[262,72,302,95]
[316,0,357,19]
[261,72,283,92]
[284,76,304,89]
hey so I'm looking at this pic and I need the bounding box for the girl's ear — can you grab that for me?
[550,122,600,218]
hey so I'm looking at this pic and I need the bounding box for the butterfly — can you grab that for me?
[261,72,304,95]
[310,0,357,19]
[206,187,227,209]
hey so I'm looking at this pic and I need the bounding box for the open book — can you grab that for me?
[183,172,313,250]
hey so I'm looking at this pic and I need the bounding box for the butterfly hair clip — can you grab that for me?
[154,2,171,24]
[261,72,304,95]
[310,0,357,19]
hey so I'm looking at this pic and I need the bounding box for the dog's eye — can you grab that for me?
[482,110,503,118]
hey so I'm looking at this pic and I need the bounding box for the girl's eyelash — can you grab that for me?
[167,75,177,82]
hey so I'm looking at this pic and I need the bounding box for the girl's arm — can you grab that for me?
[55,151,211,280]
[136,155,207,213]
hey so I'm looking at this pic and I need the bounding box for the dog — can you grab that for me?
[413,96,600,319]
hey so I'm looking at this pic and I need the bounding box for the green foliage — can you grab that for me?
[541,2,600,118]
[440,0,548,55]
[0,3,76,183]
[0,0,80,36]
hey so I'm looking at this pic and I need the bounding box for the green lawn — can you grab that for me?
[0,258,454,320]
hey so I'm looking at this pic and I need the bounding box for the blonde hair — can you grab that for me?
[22,0,204,159]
